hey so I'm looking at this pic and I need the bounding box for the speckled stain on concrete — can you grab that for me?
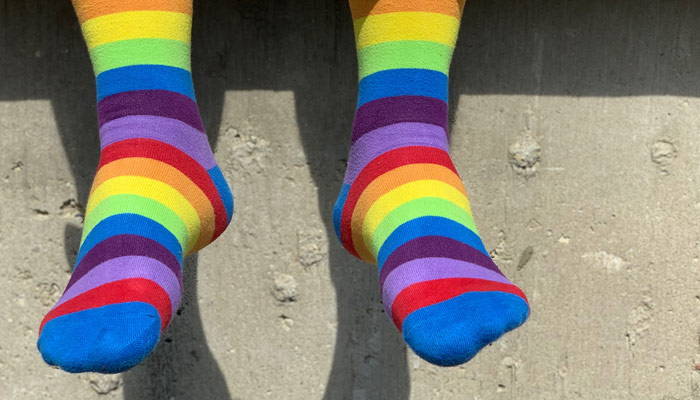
[1,1,699,399]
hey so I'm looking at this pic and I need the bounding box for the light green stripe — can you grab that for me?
[358,40,453,79]
[369,197,476,253]
[81,194,188,248]
[90,38,191,75]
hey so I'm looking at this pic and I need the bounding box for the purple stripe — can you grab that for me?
[100,115,216,170]
[98,90,204,132]
[68,235,182,291]
[344,122,449,185]
[351,96,447,143]
[381,257,512,315]
[379,236,498,286]
[56,256,181,315]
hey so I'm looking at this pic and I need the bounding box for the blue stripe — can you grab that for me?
[39,302,161,373]
[357,69,448,107]
[96,65,195,101]
[76,214,183,266]
[402,291,529,366]
[207,166,234,222]
[377,216,487,266]
[332,184,351,239]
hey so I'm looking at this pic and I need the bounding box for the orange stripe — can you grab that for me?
[350,0,466,19]
[92,157,215,251]
[72,0,192,22]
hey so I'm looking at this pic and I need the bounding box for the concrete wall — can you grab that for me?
[1,0,699,399]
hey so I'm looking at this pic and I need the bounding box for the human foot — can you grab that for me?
[37,0,233,373]
[334,0,529,366]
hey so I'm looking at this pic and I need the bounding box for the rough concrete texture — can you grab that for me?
[2,0,700,399]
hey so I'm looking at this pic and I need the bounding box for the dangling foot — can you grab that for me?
[37,0,233,373]
[334,0,529,366]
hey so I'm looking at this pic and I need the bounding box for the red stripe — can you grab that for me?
[390,278,528,330]
[339,146,457,257]
[98,138,228,240]
[39,278,172,332]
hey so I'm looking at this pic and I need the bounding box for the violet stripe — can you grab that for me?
[381,257,513,315]
[344,122,449,185]
[379,235,499,286]
[68,235,181,290]
[55,256,181,315]
[100,115,216,170]
[351,96,448,143]
[98,89,204,132]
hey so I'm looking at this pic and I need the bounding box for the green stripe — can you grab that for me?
[358,40,453,79]
[81,194,188,249]
[369,197,476,253]
[90,38,191,75]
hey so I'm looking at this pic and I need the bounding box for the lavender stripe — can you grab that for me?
[56,256,181,315]
[379,236,498,286]
[100,115,216,170]
[69,235,181,290]
[344,122,449,185]
[382,257,512,315]
[98,89,204,132]
[351,96,447,143]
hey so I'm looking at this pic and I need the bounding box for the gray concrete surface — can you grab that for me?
[1,0,699,399]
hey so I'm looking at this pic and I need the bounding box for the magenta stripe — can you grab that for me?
[381,258,512,316]
[344,122,449,185]
[100,115,216,170]
[55,256,181,315]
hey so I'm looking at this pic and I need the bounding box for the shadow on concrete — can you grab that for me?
[4,0,700,398]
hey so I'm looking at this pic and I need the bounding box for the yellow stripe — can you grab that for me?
[81,11,191,49]
[353,179,472,261]
[354,12,460,50]
[92,157,216,251]
[86,175,200,253]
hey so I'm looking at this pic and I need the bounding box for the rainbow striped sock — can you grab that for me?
[334,0,529,366]
[37,0,233,373]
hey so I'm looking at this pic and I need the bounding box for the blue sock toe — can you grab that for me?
[37,302,161,373]
[402,291,529,366]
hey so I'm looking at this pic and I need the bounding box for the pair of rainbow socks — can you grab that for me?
[37,0,528,373]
